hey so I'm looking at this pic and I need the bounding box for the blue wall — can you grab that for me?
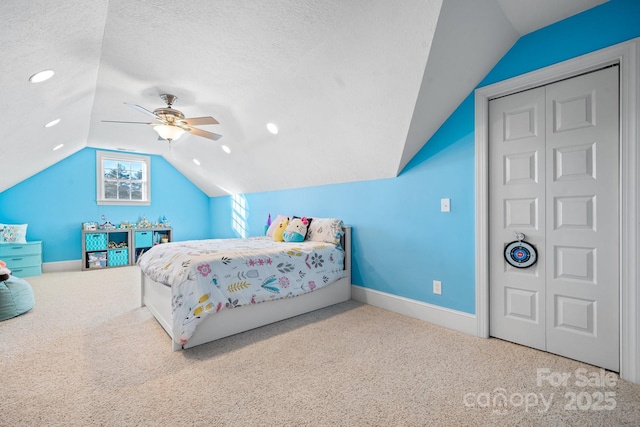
[210,0,640,315]
[0,148,211,262]
[210,97,476,313]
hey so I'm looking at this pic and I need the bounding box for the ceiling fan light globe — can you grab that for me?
[154,124,185,141]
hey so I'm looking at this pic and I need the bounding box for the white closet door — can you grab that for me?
[489,66,619,371]
[544,66,619,371]
[489,86,547,351]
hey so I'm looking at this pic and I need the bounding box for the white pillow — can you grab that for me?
[306,218,344,244]
[0,223,28,244]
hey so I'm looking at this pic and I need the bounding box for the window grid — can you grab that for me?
[97,151,151,206]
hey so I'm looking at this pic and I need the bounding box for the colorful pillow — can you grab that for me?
[265,214,288,237]
[0,224,28,244]
[283,217,310,243]
[292,216,312,240]
[272,218,289,242]
[306,218,344,245]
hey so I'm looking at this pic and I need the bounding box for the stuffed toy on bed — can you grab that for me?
[0,260,11,281]
[272,218,289,242]
[283,217,309,243]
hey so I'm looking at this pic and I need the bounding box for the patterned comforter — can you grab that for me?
[137,237,346,346]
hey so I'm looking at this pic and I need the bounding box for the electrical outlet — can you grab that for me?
[433,280,442,295]
[441,198,450,212]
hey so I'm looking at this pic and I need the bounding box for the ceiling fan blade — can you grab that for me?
[180,116,219,126]
[188,127,223,141]
[102,120,154,125]
[125,102,161,119]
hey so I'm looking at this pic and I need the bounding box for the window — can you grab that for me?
[96,151,151,205]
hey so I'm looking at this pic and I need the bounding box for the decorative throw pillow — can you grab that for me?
[292,216,312,240]
[266,214,288,237]
[283,217,310,243]
[306,218,344,245]
[272,218,289,242]
[0,224,28,244]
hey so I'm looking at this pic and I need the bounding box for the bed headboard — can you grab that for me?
[341,226,352,275]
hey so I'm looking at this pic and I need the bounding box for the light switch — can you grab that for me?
[441,198,450,212]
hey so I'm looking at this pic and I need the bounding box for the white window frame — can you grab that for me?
[96,151,151,206]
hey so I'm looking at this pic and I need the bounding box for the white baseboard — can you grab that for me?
[42,260,82,273]
[351,285,477,336]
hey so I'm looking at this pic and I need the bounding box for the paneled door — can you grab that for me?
[489,66,619,371]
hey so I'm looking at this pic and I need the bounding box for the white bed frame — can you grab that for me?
[141,226,352,350]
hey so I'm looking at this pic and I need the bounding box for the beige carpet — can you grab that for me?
[1,267,639,426]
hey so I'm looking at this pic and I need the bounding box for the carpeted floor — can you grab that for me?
[1,266,639,426]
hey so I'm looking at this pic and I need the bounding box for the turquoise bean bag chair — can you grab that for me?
[0,275,35,321]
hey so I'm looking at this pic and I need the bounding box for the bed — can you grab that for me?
[139,223,351,350]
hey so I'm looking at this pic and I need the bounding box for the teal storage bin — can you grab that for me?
[135,231,153,248]
[108,249,129,266]
[85,233,107,251]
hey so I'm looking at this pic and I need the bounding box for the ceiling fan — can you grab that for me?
[103,94,222,143]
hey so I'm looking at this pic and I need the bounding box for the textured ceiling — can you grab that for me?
[0,0,606,196]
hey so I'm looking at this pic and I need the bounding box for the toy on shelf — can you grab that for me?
[99,214,115,230]
[156,215,171,228]
[138,216,152,228]
[108,241,128,249]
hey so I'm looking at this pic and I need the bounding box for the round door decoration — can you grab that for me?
[504,240,538,268]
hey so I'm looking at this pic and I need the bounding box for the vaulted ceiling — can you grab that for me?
[1,0,606,196]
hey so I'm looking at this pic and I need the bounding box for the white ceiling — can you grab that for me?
[0,0,606,196]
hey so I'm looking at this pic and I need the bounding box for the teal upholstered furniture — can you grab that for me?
[0,275,35,321]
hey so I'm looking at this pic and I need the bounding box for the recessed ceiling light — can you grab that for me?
[267,123,278,135]
[53,144,64,151]
[45,118,61,128]
[193,158,201,166]
[221,145,231,154]
[29,69,55,83]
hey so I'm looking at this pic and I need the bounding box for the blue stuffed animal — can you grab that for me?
[283,217,309,242]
